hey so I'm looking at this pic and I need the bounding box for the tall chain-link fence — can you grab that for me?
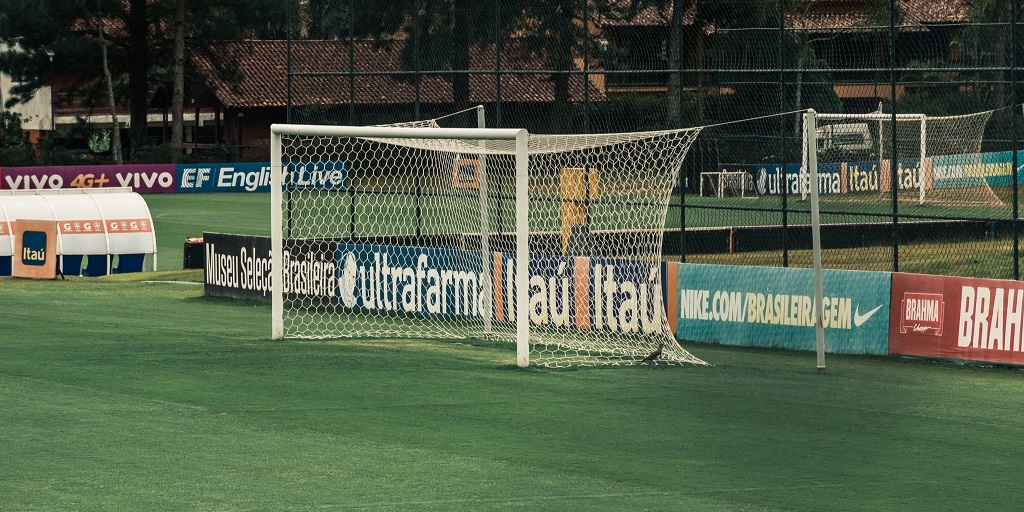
[285,0,1022,279]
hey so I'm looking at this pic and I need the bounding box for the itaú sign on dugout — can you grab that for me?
[889,272,1024,365]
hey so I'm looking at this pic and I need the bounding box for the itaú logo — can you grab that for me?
[21,231,48,266]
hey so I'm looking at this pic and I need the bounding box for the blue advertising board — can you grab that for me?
[177,162,272,193]
[334,244,667,333]
[676,264,891,354]
[754,163,843,196]
[288,161,348,190]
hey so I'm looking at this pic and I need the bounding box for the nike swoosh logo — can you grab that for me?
[854,304,884,327]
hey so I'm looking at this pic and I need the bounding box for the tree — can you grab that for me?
[514,0,618,133]
[1,0,148,156]
[93,2,124,164]
[164,0,292,161]
[0,111,36,165]
[305,0,519,118]
[1,0,290,160]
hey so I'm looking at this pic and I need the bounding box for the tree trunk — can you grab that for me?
[127,0,149,153]
[171,0,185,163]
[695,33,707,123]
[794,34,809,135]
[551,72,573,133]
[96,15,123,165]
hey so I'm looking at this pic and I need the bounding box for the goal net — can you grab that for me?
[700,171,757,198]
[270,124,707,367]
[805,111,998,206]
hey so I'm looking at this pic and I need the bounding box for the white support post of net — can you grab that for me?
[801,119,809,201]
[919,114,927,205]
[804,109,826,374]
[514,129,529,367]
[271,129,284,340]
[476,106,494,340]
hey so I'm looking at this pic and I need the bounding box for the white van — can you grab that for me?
[816,122,873,152]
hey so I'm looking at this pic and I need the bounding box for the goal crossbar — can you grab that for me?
[270,123,526,141]
[816,113,924,121]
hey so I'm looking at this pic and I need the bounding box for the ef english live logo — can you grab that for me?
[21,231,48,266]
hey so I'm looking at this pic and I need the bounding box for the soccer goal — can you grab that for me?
[804,111,998,206]
[699,170,757,198]
[269,123,708,368]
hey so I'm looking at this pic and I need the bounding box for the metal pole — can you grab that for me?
[582,0,590,134]
[1013,0,1020,280]
[677,0,684,130]
[348,0,355,125]
[47,50,55,131]
[514,130,530,367]
[805,110,826,374]
[414,0,421,120]
[918,114,926,205]
[286,0,292,123]
[271,130,284,339]
[678,0,686,263]
[779,0,789,267]
[477,106,493,338]
[889,0,899,272]
[495,0,502,128]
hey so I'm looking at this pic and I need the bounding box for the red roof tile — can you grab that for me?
[598,0,970,29]
[194,40,606,109]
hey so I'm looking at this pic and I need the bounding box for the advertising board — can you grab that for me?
[205,234,673,335]
[889,272,1024,365]
[177,163,271,193]
[0,164,177,193]
[676,264,891,354]
[12,219,57,279]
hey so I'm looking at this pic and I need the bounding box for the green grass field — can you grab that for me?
[3,192,1024,510]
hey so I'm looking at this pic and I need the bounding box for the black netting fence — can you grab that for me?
[284,0,1023,279]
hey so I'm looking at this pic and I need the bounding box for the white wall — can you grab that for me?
[0,44,53,132]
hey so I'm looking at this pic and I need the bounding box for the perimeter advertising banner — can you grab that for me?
[333,246,667,334]
[676,264,891,354]
[177,163,272,193]
[889,272,1024,365]
[754,159,923,196]
[0,164,177,193]
[205,233,672,335]
[204,232,279,301]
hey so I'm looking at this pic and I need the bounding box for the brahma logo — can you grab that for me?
[957,285,1024,351]
[21,230,47,266]
[901,292,944,335]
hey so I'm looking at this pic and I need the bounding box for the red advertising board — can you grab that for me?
[890,272,1024,365]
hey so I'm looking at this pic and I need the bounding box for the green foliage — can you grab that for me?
[584,92,674,132]
[0,110,36,166]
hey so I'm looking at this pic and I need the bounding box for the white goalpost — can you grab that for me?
[270,123,707,368]
[802,110,998,206]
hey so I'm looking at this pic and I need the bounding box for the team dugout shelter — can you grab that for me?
[0,188,157,276]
